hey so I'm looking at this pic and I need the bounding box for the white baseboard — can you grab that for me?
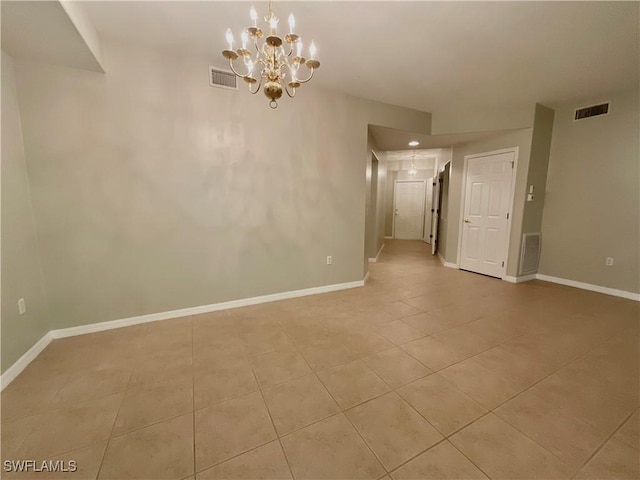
[436,252,458,268]
[368,243,385,263]
[384,236,393,239]
[1,332,53,390]
[2,279,365,390]
[536,274,640,301]
[363,271,370,284]
[503,274,537,284]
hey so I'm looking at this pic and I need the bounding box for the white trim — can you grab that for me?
[49,279,365,340]
[368,243,385,263]
[456,147,519,277]
[536,274,639,301]
[1,333,53,390]
[503,274,537,284]
[435,252,458,269]
[384,236,393,239]
[2,279,367,389]
[363,271,371,284]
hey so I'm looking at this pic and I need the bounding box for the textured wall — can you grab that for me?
[539,89,639,293]
[1,52,50,372]
[12,41,431,329]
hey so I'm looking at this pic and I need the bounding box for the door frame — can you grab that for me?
[455,147,519,278]
[392,179,427,239]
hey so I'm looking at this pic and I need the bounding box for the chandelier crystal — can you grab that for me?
[222,1,320,109]
[408,155,418,176]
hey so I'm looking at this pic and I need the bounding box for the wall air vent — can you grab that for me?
[209,67,237,90]
[519,233,541,275]
[574,102,609,121]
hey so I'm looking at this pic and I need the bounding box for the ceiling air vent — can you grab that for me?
[209,67,237,90]
[574,102,609,121]
[519,233,541,275]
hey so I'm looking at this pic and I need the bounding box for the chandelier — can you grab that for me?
[408,155,418,176]
[222,1,320,109]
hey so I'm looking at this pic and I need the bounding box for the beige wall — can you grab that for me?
[539,89,640,293]
[12,41,431,330]
[1,52,50,372]
[436,163,451,259]
[431,105,535,135]
[519,104,555,259]
[374,155,387,259]
[364,134,387,265]
[444,129,534,276]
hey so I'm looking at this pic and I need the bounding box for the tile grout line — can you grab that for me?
[248,349,297,480]
[191,315,197,479]
[291,345,392,474]
[94,333,142,480]
[568,409,638,479]
[469,326,634,475]
[314,373,390,476]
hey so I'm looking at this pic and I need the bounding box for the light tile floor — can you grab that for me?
[1,240,638,479]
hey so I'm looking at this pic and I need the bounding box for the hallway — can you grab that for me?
[1,240,638,479]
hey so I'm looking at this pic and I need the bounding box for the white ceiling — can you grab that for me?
[1,1,103,72]
[82,1,639,116]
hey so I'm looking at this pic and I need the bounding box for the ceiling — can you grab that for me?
[81,1,639,116]
[369,125,520,151]
[1,1,103,72]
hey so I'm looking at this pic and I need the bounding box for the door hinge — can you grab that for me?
[431,209,434,213]
[502,261,505,267]
[506,213,509,219]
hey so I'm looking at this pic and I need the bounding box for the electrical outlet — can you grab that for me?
[326,256,332,265]
[605,257,614,266]
[18,298,26,316]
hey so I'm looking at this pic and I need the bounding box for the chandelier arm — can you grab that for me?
[284,83,296,98]
[248,76,263,94]
[228,58,251,79]
[295,66,315,84]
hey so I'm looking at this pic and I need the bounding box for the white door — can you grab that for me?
[393,181,426,239]
[424,181,434,244]
[459,151,514,278]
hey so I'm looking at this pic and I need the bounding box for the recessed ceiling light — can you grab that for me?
[408,140,420,146]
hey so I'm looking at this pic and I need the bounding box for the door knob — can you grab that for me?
[464,219,470,223]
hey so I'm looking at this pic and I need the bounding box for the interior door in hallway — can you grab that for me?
[459,151,514,278]
[393,180,426,239]
[423,181,434,244]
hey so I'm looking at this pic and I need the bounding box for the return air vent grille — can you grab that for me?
[209,67,237,90]
[519,233,541,275]
[574,102,609,121]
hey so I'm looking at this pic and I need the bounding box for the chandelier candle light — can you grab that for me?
[222,1,320,109]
